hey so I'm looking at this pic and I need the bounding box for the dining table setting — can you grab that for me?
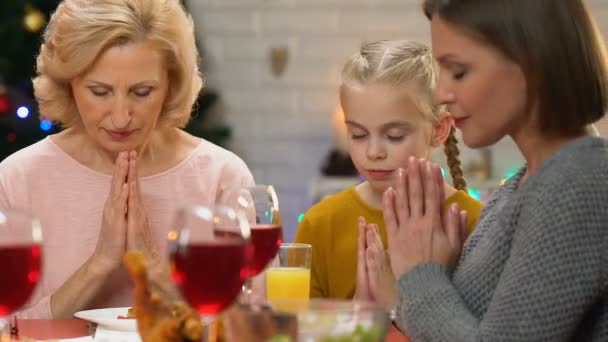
[12,317,409,342]
[2,185,410,342]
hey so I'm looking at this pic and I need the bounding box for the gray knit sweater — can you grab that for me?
[396,136,608,341]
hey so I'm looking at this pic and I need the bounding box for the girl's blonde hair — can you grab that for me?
[33,0,203,129]
[341,40,466,190]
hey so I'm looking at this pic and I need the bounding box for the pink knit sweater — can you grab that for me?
[0,136,254,318]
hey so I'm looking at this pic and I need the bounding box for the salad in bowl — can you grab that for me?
[223,299,389,342]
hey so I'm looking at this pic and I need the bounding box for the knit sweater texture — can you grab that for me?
[396,136,608,341]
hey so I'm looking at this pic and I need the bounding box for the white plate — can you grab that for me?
[74,307,137,332]
[59,337,94,341]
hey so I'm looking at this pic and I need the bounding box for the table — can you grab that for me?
[16,319,89,340]
[16,319,409,341]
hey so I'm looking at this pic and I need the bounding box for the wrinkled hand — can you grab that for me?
[93,151,129,271]
[365,225,398,308]
[384,157,468,281]
[126,152,179,301]
[126,151,160,265]
[354,217,372,301]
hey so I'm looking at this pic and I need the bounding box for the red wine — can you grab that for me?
[171,241,249,315]
[249,224,282,276]
[0,245,42,316]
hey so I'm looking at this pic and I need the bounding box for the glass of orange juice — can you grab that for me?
[266,243,311,302]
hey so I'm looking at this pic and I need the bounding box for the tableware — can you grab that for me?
[266,243,311,302]
[74,307,137,332]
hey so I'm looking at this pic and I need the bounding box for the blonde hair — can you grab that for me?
[342,40,466,190]
[33,0,204,129]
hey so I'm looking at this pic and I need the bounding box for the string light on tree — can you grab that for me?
[0,85,10,114]
[467,188,481,201]
[0,96,10,114]
[23,4,46,33]
[17,106,30,119]
[500,168,520,185]
[6,133,17,144]
[40,119,53,132]
[505,170,518,179]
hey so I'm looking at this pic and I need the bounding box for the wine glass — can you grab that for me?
[218,185,283,303]
[168,204,251,341]
[0,208,43,338]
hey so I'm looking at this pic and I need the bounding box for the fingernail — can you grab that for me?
[450,203,459,214]
[434,164,442,176]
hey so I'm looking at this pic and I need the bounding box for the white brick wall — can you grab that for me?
[189,0,608,241]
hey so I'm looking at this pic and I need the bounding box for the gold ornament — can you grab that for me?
[23,5,46,33]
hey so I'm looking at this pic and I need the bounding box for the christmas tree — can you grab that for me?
[0,0,230,162]
[0,0,60,161]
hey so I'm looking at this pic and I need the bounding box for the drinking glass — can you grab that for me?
[0,208,43,339]
[218,185,283,303]
[266,243,312,302]
[168,205,251,341]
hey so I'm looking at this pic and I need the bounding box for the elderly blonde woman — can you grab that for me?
[0,0,254,319]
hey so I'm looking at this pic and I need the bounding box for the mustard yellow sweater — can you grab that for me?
[294,186,483,299]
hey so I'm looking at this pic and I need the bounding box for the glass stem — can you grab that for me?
[201,315,217,342]
[0,317,11,342]
[241,276,253,305]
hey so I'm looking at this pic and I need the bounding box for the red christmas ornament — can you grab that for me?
[7,133,17,143]
[0,95,11,113]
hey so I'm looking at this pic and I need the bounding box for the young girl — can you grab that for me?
[384,0,608,340]
[294,40,483,300]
